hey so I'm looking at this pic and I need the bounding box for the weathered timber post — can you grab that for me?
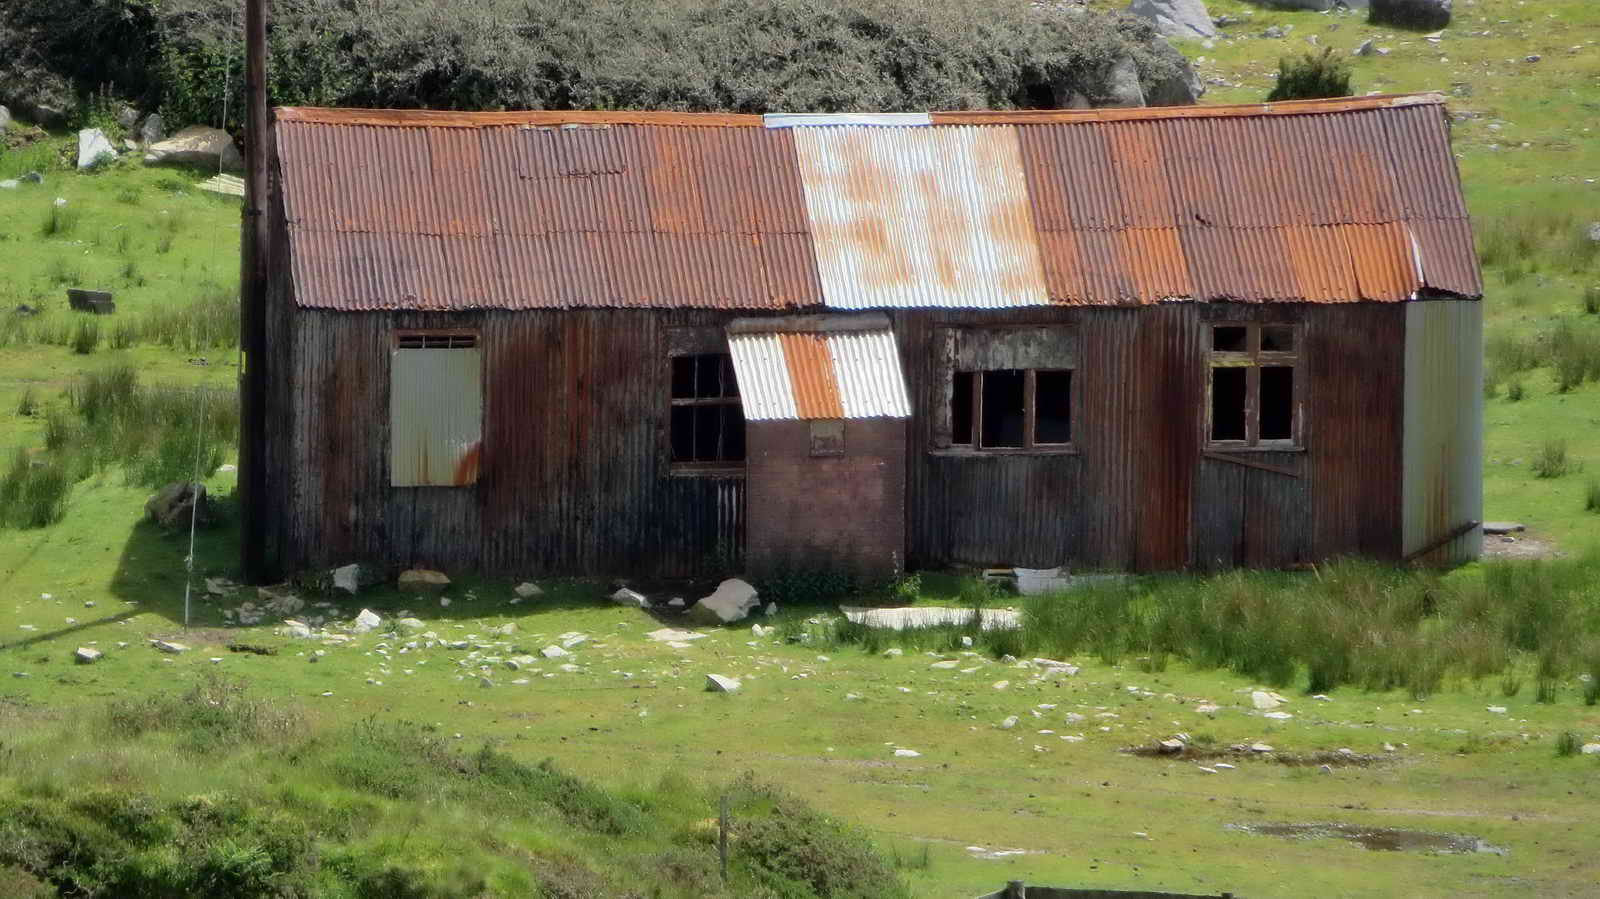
[240,0,270,582]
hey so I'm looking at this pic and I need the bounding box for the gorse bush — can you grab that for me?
[7,0,1183,129]
[1266,48,1352,102]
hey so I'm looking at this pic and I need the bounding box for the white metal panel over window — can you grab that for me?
[390,332,482,486]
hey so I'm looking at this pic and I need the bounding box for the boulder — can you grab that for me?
[351,608,382,634]
[1125,0,1218,39]
[1251,690,1284,710]
[398,569,450,593]
[144,126,243,171]
[514,582,543,599]
[610,587,650,609]
[1158,738,1186,754]
[1369,0,1450,29]
[137,113,164,146]
[685,578,761,625]
[396,617,426,631]
[1144,42,1206,106]
[115,104,139,129]
[281,620,313,639]
[76,128,117,169]
[74,647,102,664]
[1100,55,1145,108]
[1354,38,1376,56]
[151,639,189,654]
[506,655,539,671]
[145,482,211,529]
[540,645,570,659]
[705,673,742,693]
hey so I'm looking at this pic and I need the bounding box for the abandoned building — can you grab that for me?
[251,93,1483,580]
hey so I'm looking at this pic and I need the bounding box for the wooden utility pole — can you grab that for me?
[240,0,269,583]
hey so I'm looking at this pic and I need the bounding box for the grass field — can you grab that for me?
[3,1,1600,895]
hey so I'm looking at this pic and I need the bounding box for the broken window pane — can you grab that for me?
[981,369,1026,448]
[670,405,697,461]
[1035,370,1072,444]
[1213,326,1248,352]
[1260,366,1294,440]
[1261,325,1295,353]
[951,371,974,445]
[671,356,697,399]
[1211,366,1247,441]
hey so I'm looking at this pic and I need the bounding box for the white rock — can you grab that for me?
[750,623,772,638]
[610,587,650,609]
[396,617,426,631]
[705,673,741,693]
[74,647,102,664]
[1159,738,1186,754]
[351,608,382,634]
[281,620,313,639]
[882,647,903,657]
[540,645,570,659]
[992,680,1010,690]
[514,582,543,599]
[77,128,117,169]
[143,125,242,170]
[152,640,188,653]
[960,635,974,647]
[506,655,539,670]
[1214,762,1236,770]
[491,623,516,636]
[1263,711,1293,720]
[667,598,686,608]
[1250,742,1274,752]
[1580,743,1600,755]
[1251,690,1282,710]
[1487,706,1508,714]
[398,569,450,593]
[930,660,960,669]
[331,564,363,595]
[685,578,760,625]
[1000,715,1019,729]
[646,627,705,643]
[893,748,921,758]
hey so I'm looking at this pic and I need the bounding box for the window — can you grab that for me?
[950,369,1073,450]
[670,353,745,467]
[390,330,481,486]
[1207,323,1299,448]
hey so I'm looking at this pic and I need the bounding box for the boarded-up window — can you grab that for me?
[391,332,482,486]
[1207,323,1300,448]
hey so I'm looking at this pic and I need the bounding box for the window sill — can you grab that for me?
[1203,444,1305,453]
[668,465,747,479]
[929,447,1080,458]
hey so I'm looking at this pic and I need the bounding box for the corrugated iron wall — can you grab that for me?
[1403,300,1483,564]
[269,301,1423,577]
[280,308,745,577]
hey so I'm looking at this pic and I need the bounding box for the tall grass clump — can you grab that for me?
[15,387,37,417]
[0,450,72,529]
[140,282,241,351]
[1550,318,1600,393]
[1555,731,1582,757]
[38,203,79,237]
[1583,286,1599,316]
[1532,439,1571,479]
[58,366,239,488]
[69,316,100,354]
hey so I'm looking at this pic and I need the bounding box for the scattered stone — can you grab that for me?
[1214,762,1236,770]
[514,582,543,599]
[992,680,1010,690]
[882,648,903,657]
[1264,711,1293,720]
[930,660,960,670]
[1195,703,1220,714]
[1000,716,1019,730]
[144,125,243,170]
[76,128,117,169]
[646,627,705,643]
[281,620,313,639]
[763,602,777,617]
[398,569,450,593]
[1354,38,1375,56]
[1580,743,1600,756]
[0,105,9,131]
[491,623,517,636]
[506,655,538,670]
[350,608,382,634]
[751,623,772,638]
[1262,25,1287,39]
[667,598,686,609]
[1487,706,1508,714]
[0,180,17,190]
[439,597,451,607]
[1525,54,1541,63]
[151,640,189,654]
[396,617,426,631]
[705,673,741,693]
[960,635,974,648]
[1159,738,1186,754]
[20,171,42,184]
[1383,742,1397,752]
[893,748,921,758]
[610,587,650,609]
[540,645,571,659]
[137,113,164,146]
[1251,690,1285,710]
[74,647,102,664]
[685,578,760,625]
[1250,742,1274,753]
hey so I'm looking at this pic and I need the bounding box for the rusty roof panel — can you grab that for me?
[789,125,1050,309]
[276,93,1479,311]
[727,315,910,420]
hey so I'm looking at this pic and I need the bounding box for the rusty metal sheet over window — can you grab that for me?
[391,341,482,486]
[727,314,911,421]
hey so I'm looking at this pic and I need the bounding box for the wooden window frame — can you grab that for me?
[667,350,746,477]
[394,329,479,350]
[1205,322,1302,452]
[944,367,1077,455]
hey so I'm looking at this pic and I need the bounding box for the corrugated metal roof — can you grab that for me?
[727,314,911,420]
[274,93,1481,311]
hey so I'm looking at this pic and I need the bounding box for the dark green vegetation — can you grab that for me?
[0,676,910,899]
[1266,48,1352,101]
[3,0,1179,124]
[789,559,1600,701]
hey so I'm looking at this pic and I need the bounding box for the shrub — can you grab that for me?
[1532,439,1570,479]
[1583,286,1600,316]
[729,776,911,899]
[1587,479,1600,514]
[1506,379,1525,402]
[104,673,302,754]
[1266,48,1351,102]
[16,388,37,417]
[1555,731,1581,757]
[1550,318,1600,393]
[69,317,100,354]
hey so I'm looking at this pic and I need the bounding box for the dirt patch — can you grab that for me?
[1122,744,1388,768]
[1481,531,1563,561]
[148,628,235,647]
[1228,822,1507,855]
